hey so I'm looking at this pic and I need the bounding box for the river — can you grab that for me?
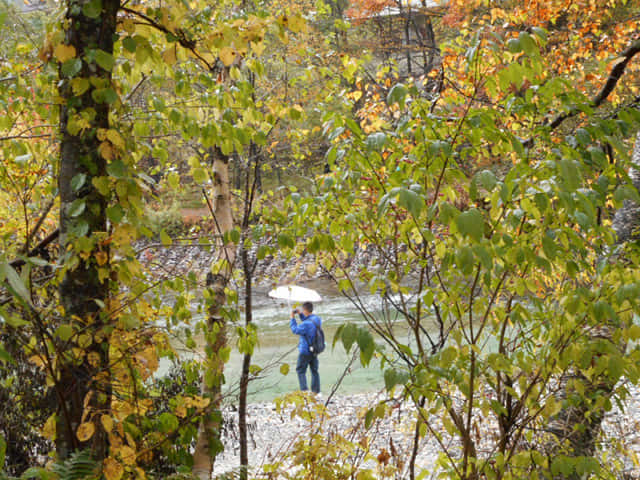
[165,281,398,403]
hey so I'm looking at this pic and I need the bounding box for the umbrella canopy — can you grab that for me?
[268,285,322,303]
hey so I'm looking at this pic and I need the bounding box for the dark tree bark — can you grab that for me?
[56,0,119,461]
[238,142,260,478]
[238,247,253,480]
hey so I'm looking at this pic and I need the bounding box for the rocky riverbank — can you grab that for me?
[213,385,640,478]
[135,237,380,289]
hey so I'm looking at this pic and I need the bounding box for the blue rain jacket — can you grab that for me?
[290,313,322,355]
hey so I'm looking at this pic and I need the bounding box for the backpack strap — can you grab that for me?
[303,317,318,352]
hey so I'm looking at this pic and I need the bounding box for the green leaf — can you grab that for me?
[428,140,452,157]
[160,230,172,246]
[0,346,15,365]
[398,188,424,218]
[279,363,289,376]
[123,36,137,53]
[456,208,484,242]
[357,328,375,366]
[541,233,557,260]
[365,132,386,151]
[19,466,51,480]
[167,172,180,189]
[364,408,374,429]
[341,323,358,352]
[551,456,574,477]
[158,412,179,433]
[531,27,548,43]
[559,159,580,191]
[475,170,497,191]
[71,173,87,192]
[0,263,31,306]
[456,246,474,274]
[614,184,640,205]
[229,228,240,244]
[0,436,6,469]
[106,159,126,178]
[438,202,459,224]
[92,88,118,105]
[506,38,521,53]
[106,205,124,224]
[68,198,86,217]
[56,324,74,342]
[519,31,537,56]
[61,58,82,77]
[257,245,269,260]
[94,49,115,71]
[92,177,110,196]
[82,0,102,18]
[288,106,302,120]
[192,167,207,184]
[387,83,408,108]
[70,219,89,237]
[277,233,294,249]
[384,369,406,392]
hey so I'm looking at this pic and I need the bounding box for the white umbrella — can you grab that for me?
[268,285,322,309]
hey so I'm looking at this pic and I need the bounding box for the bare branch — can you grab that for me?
[524,38,640,147]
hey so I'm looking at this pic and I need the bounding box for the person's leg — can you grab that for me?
[296,353,310,391]
[310,354,320,394]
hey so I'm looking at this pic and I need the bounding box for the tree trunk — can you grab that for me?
[546,133,640,474]
[56,0,119,462]
[193,146,235,480]
[238,246,253,480]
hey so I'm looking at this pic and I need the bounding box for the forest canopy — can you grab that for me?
[2,0,640,479]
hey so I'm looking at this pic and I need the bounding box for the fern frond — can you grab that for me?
[50,450,99,480]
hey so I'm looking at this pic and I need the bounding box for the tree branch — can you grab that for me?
[10,228,59,269]
[524,38,640,147]
[120,7,215,71]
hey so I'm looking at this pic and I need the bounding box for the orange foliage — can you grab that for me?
[441,0,640,101]
[345,0,395,22]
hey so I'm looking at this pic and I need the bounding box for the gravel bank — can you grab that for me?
[213,385,640,478]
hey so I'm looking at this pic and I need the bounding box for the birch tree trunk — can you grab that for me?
[56,0,119,461]
[192,146,235,479]
[546,133,640,474]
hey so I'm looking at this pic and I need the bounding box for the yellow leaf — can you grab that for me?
[288,15,306,33]
[87,351,101,367]
[250,41,265,56]
[98,141,115,160]
[219,46,236,66]
[191,395,210,409]
[95,250,108,266]
[118,445,137,465]
[122,18,135,34]
[97,128,108,141]
[71,77,90,96]
[103,457,124,480]
[162,48,177,65]
[29,354,46,369]
[106,130,125,150]
[77,422,95,442]
[101,414,114,433]
[54,44,77,62]
[175,405,187,418]
[42,414,57,441]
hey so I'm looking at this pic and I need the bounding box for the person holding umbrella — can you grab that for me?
[290,301,322,394]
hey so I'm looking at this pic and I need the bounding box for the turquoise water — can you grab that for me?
[221,285,387,402]
[163,281,429,402]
